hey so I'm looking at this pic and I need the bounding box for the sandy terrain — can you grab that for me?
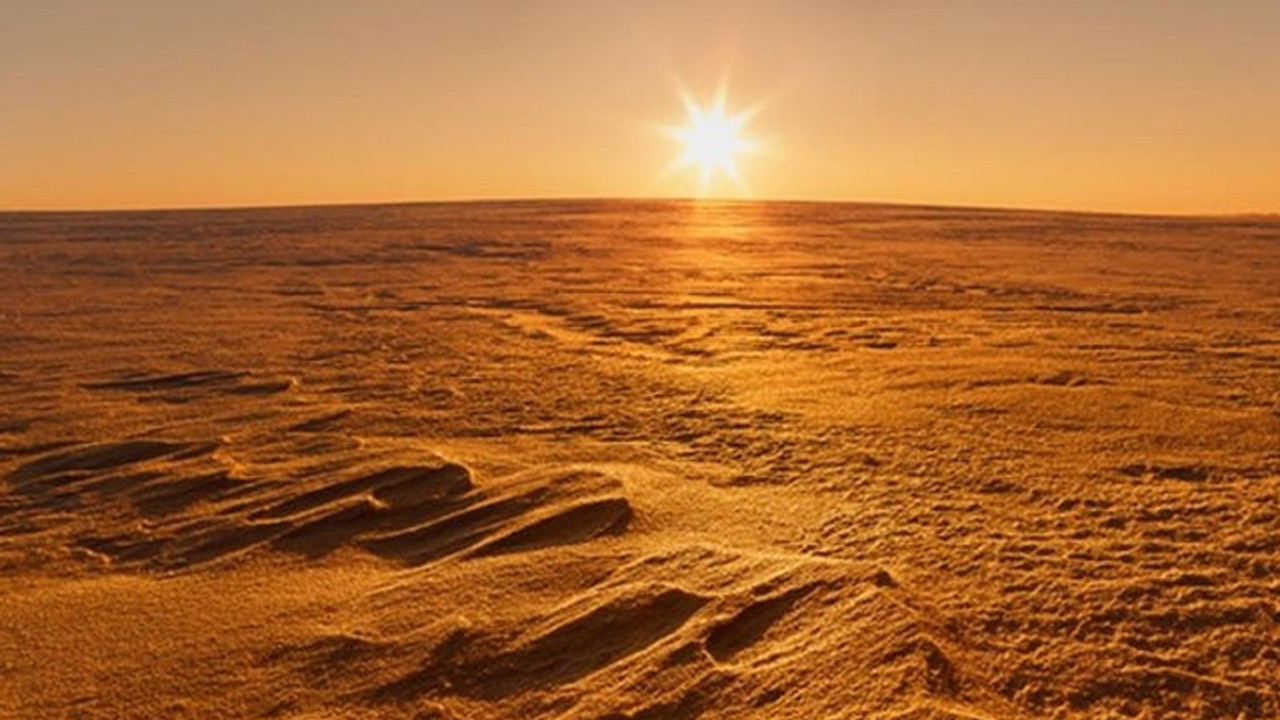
[1,200,1277,719]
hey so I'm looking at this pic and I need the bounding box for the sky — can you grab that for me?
[2,0,1277,213]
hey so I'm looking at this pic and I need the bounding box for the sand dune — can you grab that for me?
[1,200,1277,719]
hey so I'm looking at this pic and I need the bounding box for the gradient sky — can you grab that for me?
[2,0,1277,212]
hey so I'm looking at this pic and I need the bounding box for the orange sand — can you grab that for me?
[1,200,1277,719]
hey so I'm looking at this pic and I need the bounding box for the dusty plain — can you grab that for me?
[1,200,1278,719]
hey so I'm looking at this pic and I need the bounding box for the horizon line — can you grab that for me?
[1,195,1275,220]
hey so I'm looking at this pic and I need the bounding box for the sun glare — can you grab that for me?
[669,91,758,191]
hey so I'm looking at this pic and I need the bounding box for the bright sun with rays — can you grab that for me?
[668,91,758,190]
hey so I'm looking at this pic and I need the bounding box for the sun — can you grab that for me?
[668,90,758,190]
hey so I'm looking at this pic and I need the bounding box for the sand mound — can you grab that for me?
[5,432,635,573]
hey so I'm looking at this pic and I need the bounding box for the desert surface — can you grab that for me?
[1,200,1277,719]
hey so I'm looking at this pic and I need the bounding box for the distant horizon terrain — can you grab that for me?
[4,195,1277,219]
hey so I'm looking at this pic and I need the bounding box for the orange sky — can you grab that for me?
[2,0,1277,213]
